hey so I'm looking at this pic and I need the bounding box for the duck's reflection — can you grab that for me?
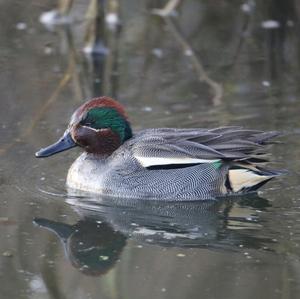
[34,218,126,276]
[34,194,272,276]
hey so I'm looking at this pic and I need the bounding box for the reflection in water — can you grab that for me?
[34,218,126,276]
[262,0,298,80]
[83,0,121,99]
[34,194,273,276]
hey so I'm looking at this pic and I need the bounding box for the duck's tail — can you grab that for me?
[226,165,284,193]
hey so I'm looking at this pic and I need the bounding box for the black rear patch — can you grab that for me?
[147,163,200,170]
[245,178,273,192]
[225,174,232,192]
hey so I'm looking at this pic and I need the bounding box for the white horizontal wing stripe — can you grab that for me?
[135,156,220,168]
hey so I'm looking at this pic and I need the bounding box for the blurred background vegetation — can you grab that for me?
[37,0,300,113]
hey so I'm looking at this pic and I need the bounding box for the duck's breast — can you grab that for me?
[67,152,107,193]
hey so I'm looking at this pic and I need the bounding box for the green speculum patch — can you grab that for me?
[212,160,223,169]
[82,107,132,142]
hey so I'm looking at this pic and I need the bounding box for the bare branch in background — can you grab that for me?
[84,0,99,48]
[153,0,223,106]
[58,0,74,15]
[232,10,252,66]
[83,0,120,97]
[24,67,72,136]
[0,60,73,156]
[152,0,182,17]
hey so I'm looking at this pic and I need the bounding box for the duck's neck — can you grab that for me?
[92,128,123,156]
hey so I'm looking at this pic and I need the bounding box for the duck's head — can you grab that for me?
[35,97,132,157]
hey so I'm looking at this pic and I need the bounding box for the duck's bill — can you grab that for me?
[33,218,73,240]
[35,131,77,158]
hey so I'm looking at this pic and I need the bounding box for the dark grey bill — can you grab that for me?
[33,218,73,241]
[35,131,77,158]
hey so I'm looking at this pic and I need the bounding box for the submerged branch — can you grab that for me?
[24,65,73,137]
[0,61,73,156]
[58,0,74,15]
[152,0,182,17]
[153,1,223,106]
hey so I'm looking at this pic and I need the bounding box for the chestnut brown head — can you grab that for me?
[36,97,132,157]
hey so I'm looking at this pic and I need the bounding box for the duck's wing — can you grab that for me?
[131,127,279,168]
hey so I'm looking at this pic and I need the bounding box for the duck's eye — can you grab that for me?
[80,117,94,127]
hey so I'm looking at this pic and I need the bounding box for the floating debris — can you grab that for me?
[44,46,53,55]
[39,10,72,30]
[30,276,47,293]
[241,3,251,13]
[176,253,186,257]
[16,22,27,30]
[240,0,255,14]
[2,250,13,257]
[152,48,163,58]
[99,255,109,261]
[142,106,153,112]
[83,44,109,56]
[184,49,193,56]
[105,13,119,30]
[261,20,280,29]
[161,288,167,292]
[262,81,271,87]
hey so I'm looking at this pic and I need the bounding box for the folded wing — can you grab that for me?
[132,127,279,169]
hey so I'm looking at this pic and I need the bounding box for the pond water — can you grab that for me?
[1,1,300,298]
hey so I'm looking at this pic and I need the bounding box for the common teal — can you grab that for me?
[36,97,281,200]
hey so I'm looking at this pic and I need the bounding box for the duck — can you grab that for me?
[35,96,282,201]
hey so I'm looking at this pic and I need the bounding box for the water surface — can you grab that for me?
[1,1,300,298]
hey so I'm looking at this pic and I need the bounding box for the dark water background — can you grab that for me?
[1,1,300,298]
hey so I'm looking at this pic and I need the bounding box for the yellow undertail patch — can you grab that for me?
[228,169,273,192]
